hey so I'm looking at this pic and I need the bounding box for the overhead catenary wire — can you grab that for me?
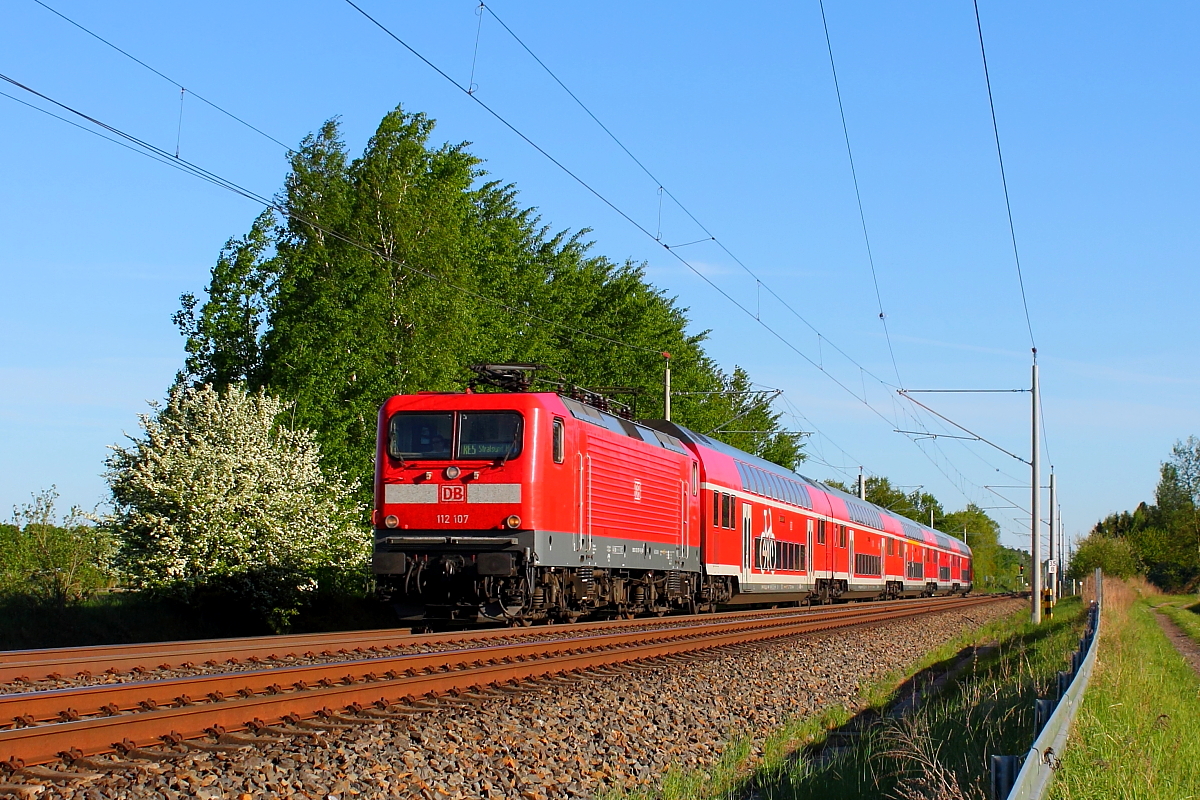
[33,0,979,491]
[479,2,902,394]
[470,1,1037,519]
[339,0,1050,525]
[0,72,663,360]
[816,0,902,388]
[17,2,1027,534]
[30,0,295,153]
[971,0,1035,350]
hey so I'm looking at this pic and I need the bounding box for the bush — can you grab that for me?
[102,384,370,631]
[1066,534,1141,581]
[0,488,114,608]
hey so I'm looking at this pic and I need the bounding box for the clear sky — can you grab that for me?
[2,1,1197,556]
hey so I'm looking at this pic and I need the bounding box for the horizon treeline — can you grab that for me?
[174,105,802,499]
[1069,436,1200,591]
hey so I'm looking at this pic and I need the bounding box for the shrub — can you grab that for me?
[102,384,370,631]
[1066,533,1141,581]
[0,488,114,608]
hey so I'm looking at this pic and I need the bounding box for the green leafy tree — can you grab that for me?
[102,384,369,631]
[1066,534,1141,581]
[178,105,804,503]
[825,476,943,526]
[0,488,113,607]
[173,211,276,389]
[944,504,1002,588]
[991,545,1030,592]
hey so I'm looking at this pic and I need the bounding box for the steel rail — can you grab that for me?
[0,596,966,683]
[0,596,1001,767]
[0,599,961,724]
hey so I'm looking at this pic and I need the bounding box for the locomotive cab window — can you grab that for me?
[388,413,453,461]
[552,417,565,464]
[458,412,523,460]
[692,462,699,495]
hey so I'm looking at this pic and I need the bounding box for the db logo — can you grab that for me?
[633,480,643,502]
[439,484,466,503]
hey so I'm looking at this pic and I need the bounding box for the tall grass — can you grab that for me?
[1050,581,1200,799]
[762,597,1087,800]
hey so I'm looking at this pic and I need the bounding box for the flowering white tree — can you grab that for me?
[103,384,370,629]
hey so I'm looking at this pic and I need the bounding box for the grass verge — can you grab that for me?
[1049,582,1200,799]
[607,597,1086,800]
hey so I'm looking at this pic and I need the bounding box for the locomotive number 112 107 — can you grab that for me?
[437,514,470,524]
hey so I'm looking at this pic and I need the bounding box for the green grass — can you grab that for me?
[605,598,1088,800]
[1049,584,1200,799]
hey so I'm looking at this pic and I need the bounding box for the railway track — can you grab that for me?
[0,595,1002,773]
[0,602,891,687]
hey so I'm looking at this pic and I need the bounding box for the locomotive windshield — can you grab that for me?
[388,413,453,460]
[386,411,523,461]
[459,412,523,460]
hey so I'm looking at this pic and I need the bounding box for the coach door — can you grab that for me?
[741,502,753,579]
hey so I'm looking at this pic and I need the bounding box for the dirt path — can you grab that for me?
[1154,609,1200,675]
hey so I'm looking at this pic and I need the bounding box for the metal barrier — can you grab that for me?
[990,568,1103,800]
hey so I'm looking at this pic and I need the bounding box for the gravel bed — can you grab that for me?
[0,608,841,696]
[5,599,1022,800]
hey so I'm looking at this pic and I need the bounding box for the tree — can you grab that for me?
[177,105,804,503]
[102,384,369,631]
[173,211,276,389]
[825,476,942,526]
[943,504,1001,588]
[1066,534,1140,581]
[0,488,113,607]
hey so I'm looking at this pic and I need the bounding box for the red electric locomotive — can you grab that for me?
[371,366,971,623]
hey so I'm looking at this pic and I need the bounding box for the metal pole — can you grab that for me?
[1060,516,1065,598]
[663,354,671,422]
[1031,351,1041,624]
[857,468,866,500]
[1049,471,1056,600]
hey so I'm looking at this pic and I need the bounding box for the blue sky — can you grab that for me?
[2,0,1197,556]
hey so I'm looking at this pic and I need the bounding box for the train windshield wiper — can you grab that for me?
[499,426,522,466]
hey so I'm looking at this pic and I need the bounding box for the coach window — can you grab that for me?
[692,462,699,495]
[552,418,565,464]
[838,525,848,548]
[817,519,826,545]
[887,538,894,556]
[713,492,720,527]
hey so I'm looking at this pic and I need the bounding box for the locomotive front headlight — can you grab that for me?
[505,515,521,529]
[384,514,399,529]
[444,465,461,479]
